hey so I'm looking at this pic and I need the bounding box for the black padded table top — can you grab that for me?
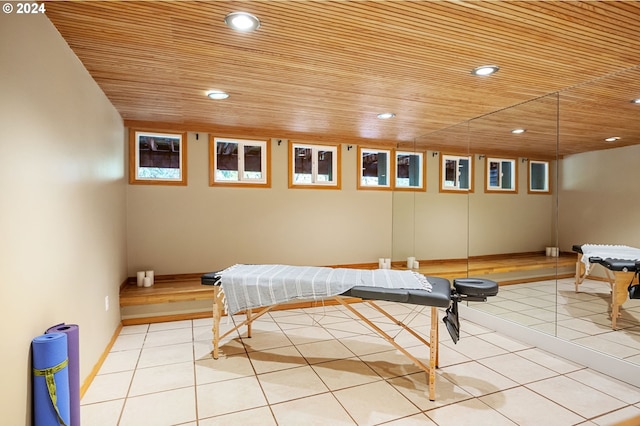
[589,257,640,272]
[343,276,452,307]
[201,271,222,286]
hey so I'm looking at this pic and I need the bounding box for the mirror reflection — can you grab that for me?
[394,66,640,367]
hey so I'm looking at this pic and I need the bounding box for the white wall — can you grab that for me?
[0,13,126,425]
[395,153,554,261]
[127,135,555,278]
[126,138,394,275]
[559,144,640,251]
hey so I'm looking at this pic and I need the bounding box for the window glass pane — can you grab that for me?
[488,161,499,187]
[531,162,548,190]
[377,152,387,185]
[501,160,513,188]
[362,151,388,186]
[294,147,313,183]
[396,153,420,187]
[317,150,333,182]
[459,158,470,189]
[243,145,263,179]
[215,142,239,181]
[138,135,181,179]
[444,159,457,187]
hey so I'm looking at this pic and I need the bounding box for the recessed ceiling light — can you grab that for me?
[471,65,500,76]
[224,12,261,32]
[631,98,640,104]
[511,128,526,134]
[206,90,229,100]
[604,136,620,142]
[377,112,396,119]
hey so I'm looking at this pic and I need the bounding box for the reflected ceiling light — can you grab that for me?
[224,12,261,32]
[377,112,396,119]
[604,136,621,142]
[206,90,229,100]
[631,98,640,104]
[471,65,500,76]
[511,128,526,134]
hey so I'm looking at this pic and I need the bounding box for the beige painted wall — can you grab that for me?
[126,137,394,275]
[468,157,556,256]
[127,132,555,279]
[558,144,640,252]
[0,14,126,425]
[394,152,554,261]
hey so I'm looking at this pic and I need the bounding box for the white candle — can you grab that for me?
[143,277,152,287]
[407,257,415,269]
[413,260,420,269]
[378,258,386,269]
[136,271,145,287]
[145,270,154,285]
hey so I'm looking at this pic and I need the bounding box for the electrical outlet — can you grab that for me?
[105,296,109,311]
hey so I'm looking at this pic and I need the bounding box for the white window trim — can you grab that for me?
[289,142,340,188]
[485,156,517,193]
[129,129,187,186]
[394,150,425,191]
[210,137,270,187]
[358,147,392,190]
[528,159,551,194]
[440,154,474,192]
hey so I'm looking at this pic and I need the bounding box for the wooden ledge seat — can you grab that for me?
[120,277,212,307]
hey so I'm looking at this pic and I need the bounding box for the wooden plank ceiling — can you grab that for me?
[45,1,640,158]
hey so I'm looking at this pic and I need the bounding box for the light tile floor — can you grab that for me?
[473,277,640,364]
[83,298,640,425]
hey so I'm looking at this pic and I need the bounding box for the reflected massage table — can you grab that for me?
[201,264,498,401]
[573,244,640,329]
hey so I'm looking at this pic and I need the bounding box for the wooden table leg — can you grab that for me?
[429,307,438,401]
[610,271,634,330]
[212,286,224,359]
[575,253,586,291]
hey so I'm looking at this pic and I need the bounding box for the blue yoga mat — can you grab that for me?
[32,333,71,426]
[46,324,79,426]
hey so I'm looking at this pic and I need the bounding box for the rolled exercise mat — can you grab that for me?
[32,333,71,426]
[46,324,79,426]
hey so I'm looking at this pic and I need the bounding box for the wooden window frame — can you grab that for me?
[528,159,551,194]
[288,142,341,189]
[357,146,392,190]
[128,128,187,186]
[394,150,426,192]
[209,136,271,188]
[439,153,474,193]
[485,156,518,193]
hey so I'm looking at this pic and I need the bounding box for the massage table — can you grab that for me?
[201,264,498,401]
[573,244,640,329]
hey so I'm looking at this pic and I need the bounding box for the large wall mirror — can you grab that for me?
[393,65,640,374]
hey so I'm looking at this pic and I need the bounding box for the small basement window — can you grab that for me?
[485,157,517,193]
[129,129,187,185]
[358,147,391,190]
[395,151,425,191]
[440,154,473,192]
[209,137,270,187]
[289,142,341,189]
[528,160,550,193]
